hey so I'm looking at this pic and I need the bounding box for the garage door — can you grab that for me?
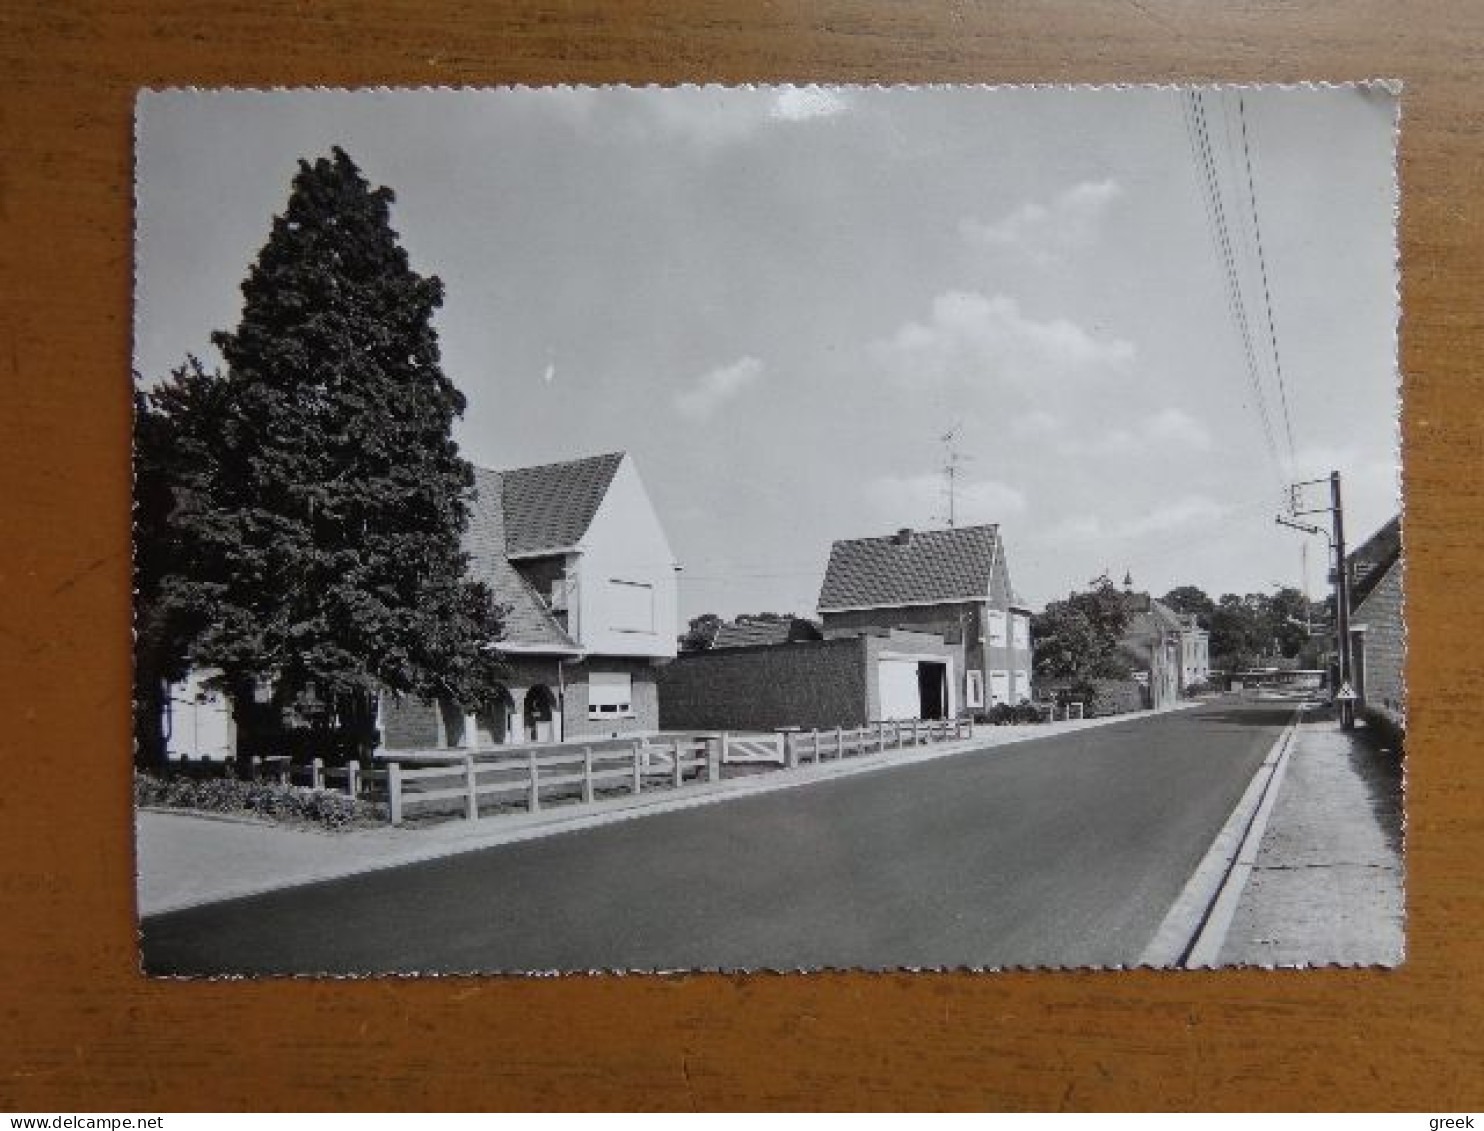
[878,658,922,720]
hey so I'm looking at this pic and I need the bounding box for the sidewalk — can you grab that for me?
[137,701,1201,917]
[1215,712,1405,967]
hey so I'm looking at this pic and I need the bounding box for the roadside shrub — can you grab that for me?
[1182,679,1216,698]
[134,772,385,830]
[983,701,1044,726]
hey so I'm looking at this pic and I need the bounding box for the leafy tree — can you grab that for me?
[1065,573,1131,664]
[135,147,504,763]
[1208,595,1265,672]
[1161,584,1216,625]
[133,357,234,767]
[1032,574,1132,681]
[1030,603,1101,681]
[1268,586,1314,658]
[681,613,722,651]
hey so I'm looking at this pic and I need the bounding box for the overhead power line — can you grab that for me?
[1182,89,1286,498]
[1236,93,1298,466]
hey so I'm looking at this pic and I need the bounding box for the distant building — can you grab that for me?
[1347,515,1404,732]
[815,524,1033,712]
[1118,589,1210,707]
[382,451,680,749]
[658,627,960,732]
[711,616,822,649]
[658,523,1031,731]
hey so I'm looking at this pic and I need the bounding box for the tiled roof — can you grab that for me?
[500,452,625,556]
[1123,596,1188,640]
[1348,515,1402,608]
[712,618,823,649]
[817,525,999,611]
[465,467,579,652]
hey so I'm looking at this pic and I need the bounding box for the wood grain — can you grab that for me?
[2,0,1481,1111]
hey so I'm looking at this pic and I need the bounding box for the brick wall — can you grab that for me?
[1354,558,1404,728]
[380,655,660,749]
[658,637,869,731]
[562,657,660,739]
[381,695,440,749]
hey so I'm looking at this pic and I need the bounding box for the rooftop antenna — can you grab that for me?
[937,422,972,527]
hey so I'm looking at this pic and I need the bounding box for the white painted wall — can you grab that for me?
[878,658,921,719]
[572,455,679,658]
[164,669,236,760]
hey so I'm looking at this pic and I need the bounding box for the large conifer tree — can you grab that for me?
[137,147,502,762]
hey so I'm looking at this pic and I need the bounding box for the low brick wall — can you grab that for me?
[658,637,869,731]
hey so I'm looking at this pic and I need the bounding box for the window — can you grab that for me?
[989,670,1010,704]
[965,670,985,709]
[986,609,1008,647]
[607,578,654,634]
[1012,613,1030,649]
[548,578,568,612]
[1015,670,1032,702]
[588,671,633,718]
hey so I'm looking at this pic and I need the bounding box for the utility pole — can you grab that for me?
[1276,470,1355,728]
[1330,470,1354,729]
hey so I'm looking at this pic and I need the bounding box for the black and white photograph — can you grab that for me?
[132,84,1403,975]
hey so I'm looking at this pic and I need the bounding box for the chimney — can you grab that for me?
[894,527,914,546]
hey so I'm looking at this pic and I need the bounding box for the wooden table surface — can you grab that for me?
[2,0,1480,1111]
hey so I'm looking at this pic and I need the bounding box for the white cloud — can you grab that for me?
[674,356,765,421]
[1041,496,1227,545]
[632,87,851,147]
[770,87,850,122]
[1012,410,1062,437]
[1059,407,1214,458]
[648,94,768,147]
[960,179,1123,265]
[1114,496,1227,539]
[871,291,1135,390]
[1143,407,1214,451]
[868,473,1027,528]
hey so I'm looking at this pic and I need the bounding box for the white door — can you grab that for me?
[989,670,1011,705]
[878,659,921,720]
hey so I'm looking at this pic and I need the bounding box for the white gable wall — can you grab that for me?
[573,455,679,658]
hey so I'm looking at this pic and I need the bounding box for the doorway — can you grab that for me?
[916,661,948,720]
[524,685,556,743]
[476,685,516,747]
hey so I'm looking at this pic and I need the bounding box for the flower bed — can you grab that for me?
[134,772,387,830]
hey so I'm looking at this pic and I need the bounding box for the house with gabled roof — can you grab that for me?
[1346,514,1404,732]
[816,525,1035,714]
[658,523,1031,731]
[1117,593,1186,709]
[380,450,680,750]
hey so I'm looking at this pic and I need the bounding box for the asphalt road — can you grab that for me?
[142,700,1294,974]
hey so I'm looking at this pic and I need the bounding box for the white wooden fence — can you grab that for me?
[717,717,975,768]
[380,736,718,826]
[370,716,977,826]
[249,755,373,796]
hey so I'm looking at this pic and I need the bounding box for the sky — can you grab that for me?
[135,85,1401,622]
